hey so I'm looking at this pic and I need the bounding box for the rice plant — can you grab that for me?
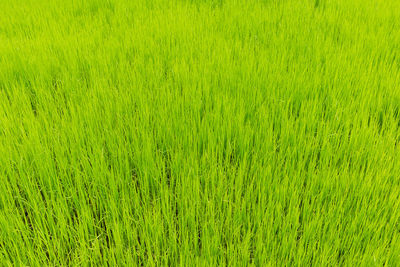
[0,0,399,265]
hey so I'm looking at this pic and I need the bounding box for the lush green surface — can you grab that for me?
[1,0,400,265]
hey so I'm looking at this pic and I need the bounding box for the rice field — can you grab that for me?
[1,0,400,265]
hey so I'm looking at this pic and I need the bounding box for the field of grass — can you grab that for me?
[0,0,400,265]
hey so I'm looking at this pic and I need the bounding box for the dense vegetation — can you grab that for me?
[0,0,400,265]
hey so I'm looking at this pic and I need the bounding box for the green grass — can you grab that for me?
[1,0,400,265]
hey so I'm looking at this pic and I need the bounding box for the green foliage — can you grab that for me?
[0,0,400,265]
